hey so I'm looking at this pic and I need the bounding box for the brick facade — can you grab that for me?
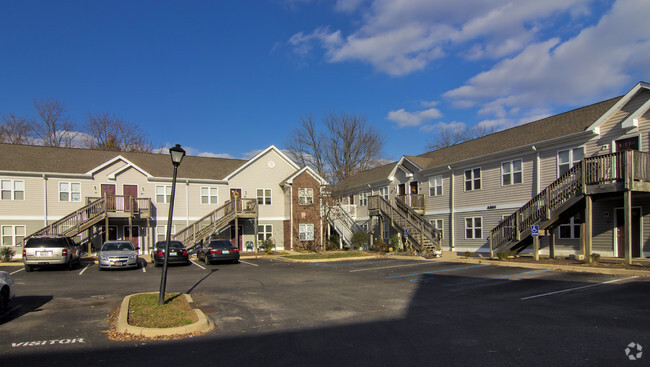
[287,171,322,250]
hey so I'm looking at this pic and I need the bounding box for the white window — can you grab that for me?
[59,182,81,202]
[558,215,581,239]
[156,225,176,242]
[431,219,444,239]
[465,217,482,239]
[298,188,314,205]
[201,187,218,204]
[156,186,171,204]
[464,168,481,191]
[1,225,26,246]
[1,179,25,200]
[378,186,389,200]
[558,148,583,177]
[429,175,443,196]
[258,224,273,241]
[502,159,523,186]
[299,223,314,241]
[359,191,368,206]
[257,189,271,205]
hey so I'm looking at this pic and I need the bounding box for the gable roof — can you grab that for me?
[335,161,398,192]
[282,166,328,186]
[0,143,247,181]
[224,145,299,180]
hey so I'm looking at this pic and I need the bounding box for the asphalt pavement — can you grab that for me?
[1,256,649,366]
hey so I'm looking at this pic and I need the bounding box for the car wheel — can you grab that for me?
[232,259,239,264]
[24,264,33,272]
[0,288,8,315]
[67,259,74,271]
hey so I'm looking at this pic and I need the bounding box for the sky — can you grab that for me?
[1,0,649,162]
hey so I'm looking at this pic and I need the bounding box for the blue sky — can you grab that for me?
[1,0,649,162]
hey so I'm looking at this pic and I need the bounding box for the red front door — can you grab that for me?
[124,225,140,250]
[101,184,116,210]
[615,208,641,258]
[123,185,138,211]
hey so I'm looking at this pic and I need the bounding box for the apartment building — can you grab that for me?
[0,144,326,253]
[335,82,650,260]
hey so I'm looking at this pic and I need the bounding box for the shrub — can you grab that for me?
[496,251,508,261]
[389,235,400,251]
[590,253,601,262]
[464,251,472,258]
[326,234,340,251]
[351,231,369,250]
[1,246,16,262]
[259,238,276,253]
[371,237,388,253]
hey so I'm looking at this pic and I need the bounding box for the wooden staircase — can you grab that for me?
[172,198,258,247]
[489,150,650,256]
[368,195,442,256]
[324,203,364,248]
[25,195,152,246]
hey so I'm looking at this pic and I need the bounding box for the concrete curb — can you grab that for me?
[116,292,214,337]
[430,256,650,277]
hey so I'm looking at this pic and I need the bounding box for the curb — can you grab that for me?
[116,292,214,337]
[430,256,650,277]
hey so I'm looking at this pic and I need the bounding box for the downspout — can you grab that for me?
[290,185,293,250]
[42,174,48,226]
[449,167,454,251]
[534,146,541,194]
[185,179,190,227]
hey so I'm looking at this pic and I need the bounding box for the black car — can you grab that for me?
[151,241,190,267]
[198,240,240,265]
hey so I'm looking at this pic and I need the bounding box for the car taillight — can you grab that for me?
[182,250,187,256]
[62,249,68,256]
[209,250,221,254]
[22,249,26,257]
[231,249,240,253]
[158,251,164,257]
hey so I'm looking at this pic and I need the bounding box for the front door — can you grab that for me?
[615,136,639,152]
[123,185,138,211]
[124,225,140,250]
[101,184,116,210]
[615,208,641,258]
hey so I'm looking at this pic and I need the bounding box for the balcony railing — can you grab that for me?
[397,194,424,211]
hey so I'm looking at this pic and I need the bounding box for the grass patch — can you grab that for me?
[128,293,198,328]
[282,251,371,260]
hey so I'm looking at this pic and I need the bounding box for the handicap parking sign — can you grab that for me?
[531,225,539,237]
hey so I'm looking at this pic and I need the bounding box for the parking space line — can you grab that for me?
[191,260,206,270]
[240,260,258,267]
[79,264,91,275]
[10,268,24,275]
[351,262,443,272]
[386,264,490,278]
[142,265,146,273]
[443,269,552,287]
[521,276,638,300]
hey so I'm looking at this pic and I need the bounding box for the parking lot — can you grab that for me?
[1,256,648,366]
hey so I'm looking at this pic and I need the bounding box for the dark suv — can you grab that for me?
[23,235,81,272]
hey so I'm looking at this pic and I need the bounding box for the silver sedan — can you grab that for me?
[98,241,139,270]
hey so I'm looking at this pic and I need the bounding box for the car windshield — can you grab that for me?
[208,241,235,250]
[25,237,68,248]
[155,241,184,249]
[101,242,135,252]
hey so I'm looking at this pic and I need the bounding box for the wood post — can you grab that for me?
[585,195,593,263]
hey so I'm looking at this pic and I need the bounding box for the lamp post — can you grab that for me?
[159,144,185,306]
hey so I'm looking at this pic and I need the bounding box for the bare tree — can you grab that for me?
[33,97,76,147]
[286,112,385,184]
[85,112,154,153]
[0,113,35,144]
[426,124,497,151]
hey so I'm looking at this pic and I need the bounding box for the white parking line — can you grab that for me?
[191,260,206,270]
[240,260,258,267]
[10,268,24,275]
[521,276,638,300]
[79,264,91,275]
[350,262,439,272]
[142,265,146,273]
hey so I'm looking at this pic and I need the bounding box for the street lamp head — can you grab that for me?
[169,144,185,166]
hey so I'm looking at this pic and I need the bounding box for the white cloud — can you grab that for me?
[289,0,593,75]
[445,0,650,117]
[387,107,442,128]
[419,120,465,133]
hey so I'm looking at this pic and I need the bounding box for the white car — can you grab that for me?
[0,271,16,315]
